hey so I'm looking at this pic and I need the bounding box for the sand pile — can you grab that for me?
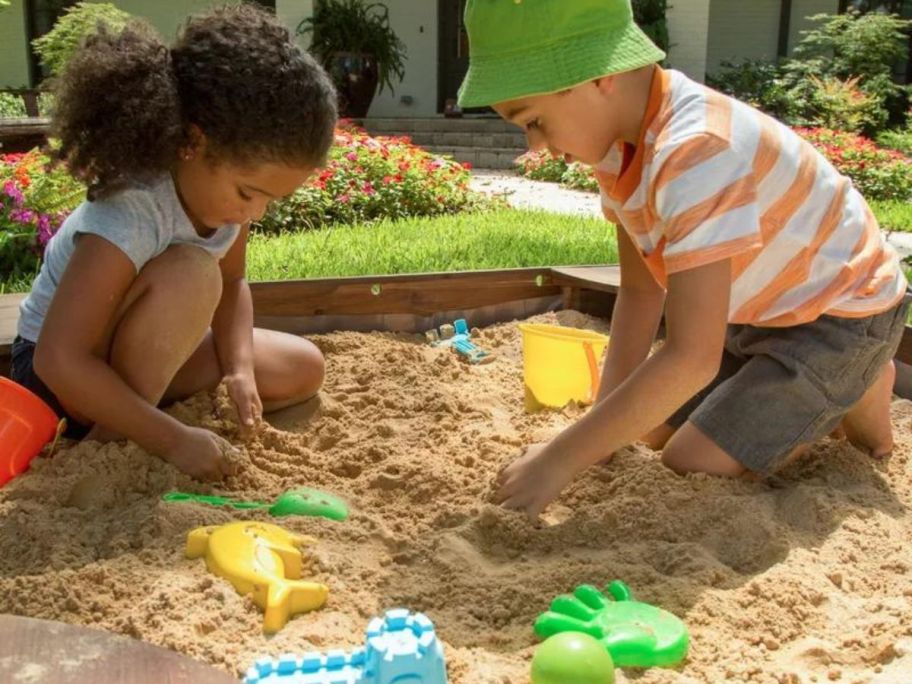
[1,310,911,683]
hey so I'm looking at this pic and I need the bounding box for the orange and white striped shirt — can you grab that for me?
[595,67,907,327]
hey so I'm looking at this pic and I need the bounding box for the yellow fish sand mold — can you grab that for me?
[186,521,329,633]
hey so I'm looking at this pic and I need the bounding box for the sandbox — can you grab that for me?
[1,306,912,683]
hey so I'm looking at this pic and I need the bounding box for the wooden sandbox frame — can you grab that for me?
[3,265,912,396]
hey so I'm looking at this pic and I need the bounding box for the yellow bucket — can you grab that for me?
[518,324,610,410]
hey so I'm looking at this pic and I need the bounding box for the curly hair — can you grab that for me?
[51,4,338,199]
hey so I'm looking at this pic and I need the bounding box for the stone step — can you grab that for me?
[401,130,526,150]
[360,116,522,135]
[426,146,521,170]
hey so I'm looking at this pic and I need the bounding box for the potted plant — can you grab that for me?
[297,0,406,118]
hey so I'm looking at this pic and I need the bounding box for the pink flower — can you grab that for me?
[338,194,350,203]
[346,152,358,162]
[3,181,24,205]
[362,181,375,195]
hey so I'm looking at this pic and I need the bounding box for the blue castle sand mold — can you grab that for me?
[244,609,448,684]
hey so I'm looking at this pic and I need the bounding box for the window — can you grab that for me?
[839,1,910,13]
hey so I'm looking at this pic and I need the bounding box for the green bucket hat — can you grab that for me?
[457,0,666,108]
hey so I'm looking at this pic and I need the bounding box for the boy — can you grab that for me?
[457,0,909,518]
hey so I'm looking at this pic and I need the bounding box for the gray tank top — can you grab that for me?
[18,174,241,342]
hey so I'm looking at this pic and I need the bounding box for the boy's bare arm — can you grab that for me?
[496,258,731,518]
[597,225,665,402]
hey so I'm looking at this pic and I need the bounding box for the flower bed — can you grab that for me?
[254,121,488,233]
[0,150,85,279]
[515,127,912,202]
[795,127,912,202]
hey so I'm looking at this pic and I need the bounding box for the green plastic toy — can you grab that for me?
[161,488,349,522]
[531,632,615,684]
[534,580,689,669]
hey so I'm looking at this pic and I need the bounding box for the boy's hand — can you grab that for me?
[167,426,240,481]
[494,442,583,520]
[225,371,263,438]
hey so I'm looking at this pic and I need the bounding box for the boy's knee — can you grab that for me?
[642,423,675,451]
[660,444,692,475]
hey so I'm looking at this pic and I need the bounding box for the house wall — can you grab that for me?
[366,0,438,118]
[706,0,781,74]
[115,0,219,41]
[789,0,840,51]
[701,0,840,79]
[0,0,313,90]
[0,0,30,89]
[277,0,314,50]
[666,0,713,81]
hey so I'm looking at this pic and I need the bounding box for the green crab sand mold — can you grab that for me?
[534,580,689,669]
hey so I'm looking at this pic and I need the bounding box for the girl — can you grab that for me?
[10,5,337,481]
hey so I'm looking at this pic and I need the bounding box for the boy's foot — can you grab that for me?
[840,360,895,459]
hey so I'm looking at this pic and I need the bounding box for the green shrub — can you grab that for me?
[806,75,888,133]
[32,2,131,78]
[255,122,488,233]
[710,13,911,135]
[0,92,55,119]
[0,93,26,119]
[561,162,598,192]
[632,0,669,54]
[707,59,796,121]
[514,149,567,182]
[877,126,912,156]
[782,12,911,132]
[514,150,599,192]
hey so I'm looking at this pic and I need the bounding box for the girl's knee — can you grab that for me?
[266,338,324,402]
[293,340,325,398]
[138,245,222,306]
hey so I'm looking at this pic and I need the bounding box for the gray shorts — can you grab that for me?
[667,298,909,474]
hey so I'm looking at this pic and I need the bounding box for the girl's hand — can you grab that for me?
[225,370,263,437]
[167,425,239,481]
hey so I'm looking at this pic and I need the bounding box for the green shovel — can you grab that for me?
[161,487,349,521]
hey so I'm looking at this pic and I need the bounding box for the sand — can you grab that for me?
[1,310,911,684]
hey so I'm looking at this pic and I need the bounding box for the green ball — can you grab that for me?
[531,633,615,684]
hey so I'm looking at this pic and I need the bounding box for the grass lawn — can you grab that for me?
[246,208,616,280]
[3,202,911,294]
[869,200,912,234]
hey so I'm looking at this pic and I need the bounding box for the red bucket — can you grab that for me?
[0,377,61,487]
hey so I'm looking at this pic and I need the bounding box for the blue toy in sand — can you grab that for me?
[243,610,448,684]
[426,319,493,365]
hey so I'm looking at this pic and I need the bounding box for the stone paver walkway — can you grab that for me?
[469,169,601,219]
